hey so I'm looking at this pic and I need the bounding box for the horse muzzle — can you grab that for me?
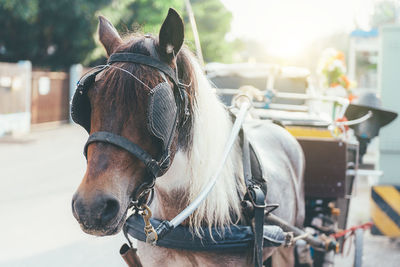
[72,192,123,235]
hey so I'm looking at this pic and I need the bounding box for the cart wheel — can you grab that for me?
[353,228,363,267]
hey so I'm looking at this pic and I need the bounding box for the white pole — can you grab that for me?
[185,0,204,66]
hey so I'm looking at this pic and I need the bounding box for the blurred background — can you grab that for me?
[1,0,400,266]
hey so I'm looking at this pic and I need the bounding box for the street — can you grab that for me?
[0,125,125,267]
[0,125,399,266]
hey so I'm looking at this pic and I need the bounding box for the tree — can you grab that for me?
[0,0,236,68]
[0,0,111,69]
[103,0,236,63]
[188,0,235,63]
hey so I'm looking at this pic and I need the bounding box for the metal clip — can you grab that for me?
[141,204,158,245]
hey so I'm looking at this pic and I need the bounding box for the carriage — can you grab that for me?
[207,63,395,267]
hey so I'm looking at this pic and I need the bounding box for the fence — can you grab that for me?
[31,70,70,124]
[0,61,31,136]
[0,62,84,137]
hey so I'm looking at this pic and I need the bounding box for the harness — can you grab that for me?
[124,213,286,251]
[123,129,284,267]
[71,51,279,266]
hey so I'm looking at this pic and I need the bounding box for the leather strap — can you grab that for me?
[242,131,266,267]
[242,132,252,187]
[108,53,179,89]
[84,131,160,178]
[251,186,266,267]
[108,52,188,126]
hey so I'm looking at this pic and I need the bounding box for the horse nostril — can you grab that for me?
[72,193,120,228]
[71,199,76,215]
[100,197,120,225]
[71,193,82,219]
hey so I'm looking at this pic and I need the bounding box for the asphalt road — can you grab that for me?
[0,124,398,266]
[0,125,126,267]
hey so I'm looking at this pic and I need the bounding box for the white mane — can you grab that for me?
[156,54,244,235]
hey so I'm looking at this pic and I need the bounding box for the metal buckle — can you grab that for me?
[129,183,155,211]
[247,185,267,209]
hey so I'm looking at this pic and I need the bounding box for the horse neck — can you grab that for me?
[153,58,244,234]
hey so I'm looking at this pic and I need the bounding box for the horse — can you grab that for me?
[71,8,305,267]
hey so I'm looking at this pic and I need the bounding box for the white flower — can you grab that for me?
[328,59,346,72]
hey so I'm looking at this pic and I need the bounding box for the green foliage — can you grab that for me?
[371,0,398,28]
[322,67,343,87]
[114,0,184,34]
[0,0,236,68]
[107,0,236,63]
[189,0,234,62]
[0,0,39,21]
[0,0,111,69]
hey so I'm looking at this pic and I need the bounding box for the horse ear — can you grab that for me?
[98,15,122,56]
[158,8,184,60]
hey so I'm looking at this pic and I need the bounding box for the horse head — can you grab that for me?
[71,8,192,236]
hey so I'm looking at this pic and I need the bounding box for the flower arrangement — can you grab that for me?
[318,48,354,91]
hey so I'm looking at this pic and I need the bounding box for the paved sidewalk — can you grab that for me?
[335,181,400,267]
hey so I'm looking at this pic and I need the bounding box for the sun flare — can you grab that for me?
[222,0,375,60]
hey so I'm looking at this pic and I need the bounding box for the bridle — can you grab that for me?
[71,51,190,205]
